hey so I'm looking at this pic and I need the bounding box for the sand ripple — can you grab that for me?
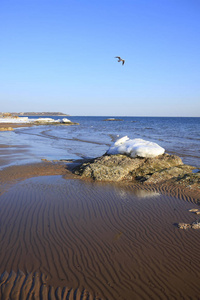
[0,175,200,299]
[0,270,96,299]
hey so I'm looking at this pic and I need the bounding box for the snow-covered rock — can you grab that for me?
[62,118,72,123]
[34,118,58,123]
[107,136,165,158]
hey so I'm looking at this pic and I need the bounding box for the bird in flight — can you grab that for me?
[115,56,125,65]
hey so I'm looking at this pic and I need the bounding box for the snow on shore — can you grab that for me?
[0,117,71,124]
[107,136,165,158]
[0,117,30,123]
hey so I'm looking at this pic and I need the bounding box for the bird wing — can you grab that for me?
[122,60,125,65]
[115,56,121,59]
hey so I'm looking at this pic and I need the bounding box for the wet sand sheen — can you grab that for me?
[0,175,200,299]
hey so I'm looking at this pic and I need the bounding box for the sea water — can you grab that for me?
[0,116,199,168]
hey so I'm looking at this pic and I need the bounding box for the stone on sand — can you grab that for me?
[73,153,195,183]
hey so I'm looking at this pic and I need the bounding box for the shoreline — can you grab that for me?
[0,131,199,202]
[0,122,34,129]
[0,159,199,203]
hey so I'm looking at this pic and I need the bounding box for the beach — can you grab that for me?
[0,121,200,299]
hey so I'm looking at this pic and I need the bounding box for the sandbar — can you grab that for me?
[0,123,34,129]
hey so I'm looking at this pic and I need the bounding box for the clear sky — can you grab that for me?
[0,0,200,116]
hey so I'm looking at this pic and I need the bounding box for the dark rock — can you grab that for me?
[73,153,195,183]
[170,172,200,190]
[103,118,124,121]
[74,154,143,181]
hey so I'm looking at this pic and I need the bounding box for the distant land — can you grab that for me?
[0,112,69,117]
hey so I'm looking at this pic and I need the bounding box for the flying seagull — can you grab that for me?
[115,56,125,65]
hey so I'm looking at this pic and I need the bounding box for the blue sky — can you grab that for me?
[0,0,200,116]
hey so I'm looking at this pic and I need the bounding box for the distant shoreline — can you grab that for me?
[0,112,69,117]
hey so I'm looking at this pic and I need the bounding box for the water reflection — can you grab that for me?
[132,189,160,199]
[117,187,160,199]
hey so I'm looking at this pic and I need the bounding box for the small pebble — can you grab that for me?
[178,223,191,229]
[178,221,200,230]
[189,209,199,212]
[191,223,200,229]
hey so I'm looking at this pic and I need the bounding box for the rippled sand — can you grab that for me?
[0,164,200,299]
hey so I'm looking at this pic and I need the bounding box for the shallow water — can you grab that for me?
[0,116,199,168]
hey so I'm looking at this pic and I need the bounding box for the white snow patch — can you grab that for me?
[62,118,71,123]
[107,136,165,158]
[0,117,29,123]
[34,118,58,123]
[0,117,72,124]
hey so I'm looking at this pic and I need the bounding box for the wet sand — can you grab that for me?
[0,123,34,129]
[0,160,200,299]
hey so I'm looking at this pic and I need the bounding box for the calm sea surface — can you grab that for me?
[0,116,199,168]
